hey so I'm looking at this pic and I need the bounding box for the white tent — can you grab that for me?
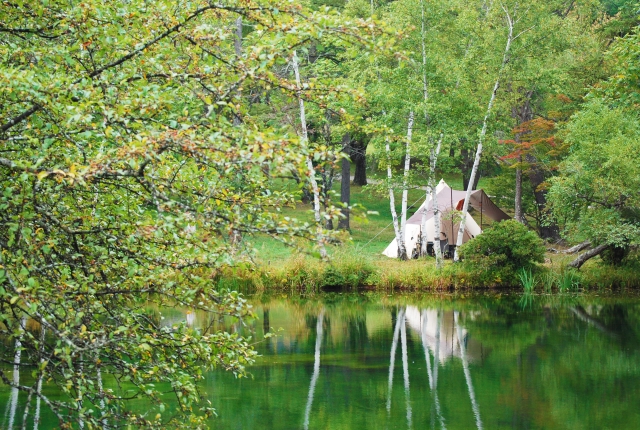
[382,179,510,258]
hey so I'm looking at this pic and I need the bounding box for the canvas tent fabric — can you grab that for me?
[382,179,510,258]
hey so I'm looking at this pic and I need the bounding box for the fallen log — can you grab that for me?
[564,241,591,254]
[568,244,608,269]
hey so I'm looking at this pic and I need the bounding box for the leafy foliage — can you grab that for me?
[458,220,546,283]
[548,101,640,248]
[0,0,381,427]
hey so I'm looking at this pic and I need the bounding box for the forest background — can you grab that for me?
[0,0,639,428]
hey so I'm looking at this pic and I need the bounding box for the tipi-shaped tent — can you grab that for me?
[383,179,510,258]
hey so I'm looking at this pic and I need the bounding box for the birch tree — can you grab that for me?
[417,0,444,266]
[400,111,415,258]
[293,50,328,259]
[454,3,522,261]
[385,134,408,260]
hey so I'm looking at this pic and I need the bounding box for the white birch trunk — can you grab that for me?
[232,17,243,127]
[454,8,515,261]
[7,317,26,430]
[432,177,444,269]
[418,0,432,257]
[78,356,85,429]
[33,325,46,430]
[455,311,483,430]
[293,50,327,259]
[420,135,442,257]
[386,137,406,260]
[96,352,108,429]
[420,0,429,106]
[303,309,324,430]
[399,111,414,258]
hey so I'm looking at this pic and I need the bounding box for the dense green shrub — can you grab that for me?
[458,220,546,285]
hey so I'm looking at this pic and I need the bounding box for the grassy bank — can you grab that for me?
[216,251,640,292]
[237,174,640,292]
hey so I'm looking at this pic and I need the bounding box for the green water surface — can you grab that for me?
[3,292,640,429]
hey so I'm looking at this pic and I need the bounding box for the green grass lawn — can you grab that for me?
[235,171,640,291]
[252,172,462,263]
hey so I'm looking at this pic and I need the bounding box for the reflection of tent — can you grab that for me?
[405,307,484,363]
[383,179,510,258]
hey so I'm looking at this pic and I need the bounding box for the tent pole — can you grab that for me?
[480,196,483,232]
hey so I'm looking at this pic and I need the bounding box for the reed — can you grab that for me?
[517,268,537,293]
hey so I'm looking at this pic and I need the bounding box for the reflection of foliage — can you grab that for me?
[203,294,640,429]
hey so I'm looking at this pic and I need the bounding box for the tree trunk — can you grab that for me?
[386,135,406,260]
[420,135,442,258]
[293,50,327,259]
[338,134,351,230]
[432,177,444,269]
[320,111,335,230]
[514,164,524,222]
[454,5,514,262]
[460,146,480,191]
[33,325,46,429]
[568,244,608,269]
[351,139,368,186]
[400,111,415,256]
[7,318,25,430]
[511,91,532,225]
[564,241,591,254]
[526,152,559,240]
[233,17,243,127]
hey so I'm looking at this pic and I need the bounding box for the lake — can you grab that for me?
[205,292,640,429]
[3,292,640,429]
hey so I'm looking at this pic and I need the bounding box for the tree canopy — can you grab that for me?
[0,0,380,427]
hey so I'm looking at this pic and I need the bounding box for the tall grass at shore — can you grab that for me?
[215,250,640,292]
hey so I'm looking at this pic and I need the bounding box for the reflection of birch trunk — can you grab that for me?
[303,309,324,430]
[421,311,445,430]
[454,6,516,261]
[292,50,327,259]
[454,311,483,430]
[7,317,26,430]
[434,310,445,428]
[78,356,85,429]
[387,307,405,412]
[400,312,412,429]
[33,326,46,430]
[96,349,108,429]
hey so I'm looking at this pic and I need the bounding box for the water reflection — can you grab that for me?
[454,311,483,430]
[420,310,445,430]
[303,309,324,430]
[4,294,640,429]
[200,295,640,430]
